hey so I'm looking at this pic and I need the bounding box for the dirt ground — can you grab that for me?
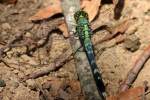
[0,0,150,100]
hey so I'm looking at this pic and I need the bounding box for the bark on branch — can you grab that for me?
[61,0,104,100]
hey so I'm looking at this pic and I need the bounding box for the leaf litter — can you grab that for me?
[0,0,150,99]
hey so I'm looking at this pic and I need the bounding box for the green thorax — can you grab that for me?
[74,11,91,42]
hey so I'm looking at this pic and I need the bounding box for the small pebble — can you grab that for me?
[25,32,32,37]
[0,79,6,87]
[124,34,141,52]
[26,79,37,90]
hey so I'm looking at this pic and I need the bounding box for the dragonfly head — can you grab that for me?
[74,10,88,22]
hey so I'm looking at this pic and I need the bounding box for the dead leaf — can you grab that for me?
[81,0,90,8]
[29,3,62,21]
[58,0,101,37]
[58,23,69,37]
[82,0,101,22]
[107,86,145,100]
[29,0,101,37]
[29,0,101,22]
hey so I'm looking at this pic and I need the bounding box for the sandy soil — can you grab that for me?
[0,0,150,100]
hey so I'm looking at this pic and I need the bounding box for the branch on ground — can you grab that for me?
[119,44,150,92]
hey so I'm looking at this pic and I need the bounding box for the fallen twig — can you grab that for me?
[119,44,150,92]
[25,18,64,56]
[114,0,125,20]
[142,89,150,96]
[95,34,126,57]
[21,25,127,83]
[21,34,125,82]
[94,19,131,45]
[22,49,73,81]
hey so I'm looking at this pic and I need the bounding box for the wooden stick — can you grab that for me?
[119,44,150,92]
[22,49,72,81]
[61,0,105,100]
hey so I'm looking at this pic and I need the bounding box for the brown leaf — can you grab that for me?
[29,2,62,21]
[29,0,101,37]
[29,0,101,22]
[82,0,101,22]
[81,0,90,8]
[58,23,69,38]
[107,86,145,100]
